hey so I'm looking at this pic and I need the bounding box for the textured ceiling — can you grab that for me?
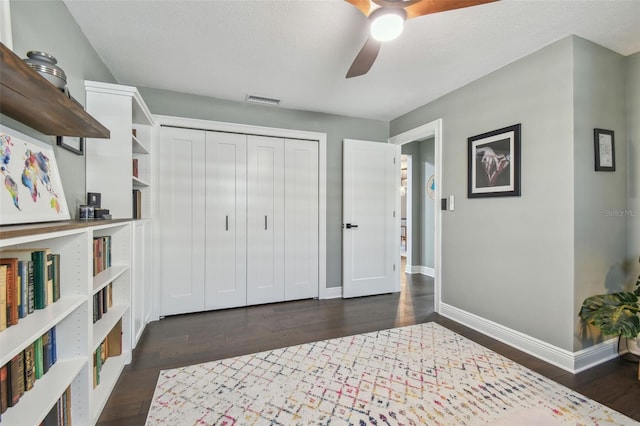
[63,0,640,121]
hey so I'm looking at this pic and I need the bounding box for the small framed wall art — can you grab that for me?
[56,135,84,155]
[468,123,521,198]
[594,128,615,171]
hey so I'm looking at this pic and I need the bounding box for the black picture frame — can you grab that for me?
[56,135,84,155]
[594,128,615,171]
[468,124,521,198]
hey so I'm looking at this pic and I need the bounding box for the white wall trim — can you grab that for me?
[421,266,435,277]
[322,286,343,299]
[153,114,328,299]
[440,302,620,373]
[404,265,434,277]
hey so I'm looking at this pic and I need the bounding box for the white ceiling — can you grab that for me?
[63,0,640,122]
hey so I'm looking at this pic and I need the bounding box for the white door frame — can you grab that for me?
[389,119,443,313]
[152,115,328,316]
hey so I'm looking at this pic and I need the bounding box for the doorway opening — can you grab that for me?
[390,119,443,313]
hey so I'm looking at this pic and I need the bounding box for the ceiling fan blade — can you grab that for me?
[346,37,382,78]
[405,0,498,19]
[345,0,374,17]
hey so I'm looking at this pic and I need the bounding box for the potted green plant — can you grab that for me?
[579,259,640,359]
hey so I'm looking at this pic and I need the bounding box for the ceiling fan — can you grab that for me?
[345,0,498,78]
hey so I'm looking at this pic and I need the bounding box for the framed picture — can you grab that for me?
[594,128,615,171]
[56,135,84,155]
[1,125,70,225]
[468,123,521,198]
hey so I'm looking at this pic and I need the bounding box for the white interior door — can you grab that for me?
[343,139,399,298]
[205,131,247,310]
[284,139,319,300]
[159,127,206,315]
[247,135,285,305]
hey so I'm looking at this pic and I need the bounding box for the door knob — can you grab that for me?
[346,223,358,229]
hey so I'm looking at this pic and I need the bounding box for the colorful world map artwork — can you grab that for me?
[0,126,70,225]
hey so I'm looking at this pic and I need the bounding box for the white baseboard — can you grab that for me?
[439,303,619,373]
[404,265,435,277]
[321,286,342,299]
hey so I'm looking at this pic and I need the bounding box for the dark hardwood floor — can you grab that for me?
[98,270,640,425]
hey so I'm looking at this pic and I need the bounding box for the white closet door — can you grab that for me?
[247,135,285,305]
[204,131,247,310]
[159,127,206,315]
[284,139,319,300]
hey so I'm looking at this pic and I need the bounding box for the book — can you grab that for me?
[107,319,123,357]
[0,257,18,326]
[50,326,57,365]
[42,400,58,426]
[51,254,61,302]
[31,250,48,309]
[8,353,22,407]
[133,158,139,178]
[26,261,34,314]
[0,364,7,413]
[17,260,28,318]
[0,265,7,331]
[132,189,142,219]
[23,343,35,391]
[34,336,44,380]
[46,252,54,306]
[42,328,51,375]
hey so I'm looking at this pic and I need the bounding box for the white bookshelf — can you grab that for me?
[0,220,134,425]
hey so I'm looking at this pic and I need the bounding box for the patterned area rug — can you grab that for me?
[146,322,637,425]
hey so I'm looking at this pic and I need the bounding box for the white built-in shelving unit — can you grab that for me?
[0,220,133,425]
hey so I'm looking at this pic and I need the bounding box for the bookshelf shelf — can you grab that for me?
[0,357,85,426]
[0,295,85,366]
[132,135,150,154]
[92,304,128,350]
[91,352,128,424]
[132,176,150,187]
[93,265,129,295]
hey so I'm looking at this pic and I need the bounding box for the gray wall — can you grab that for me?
[401,138,435,269]
[627,52,640,296]
[572,38,628,350]
[421,139,435,269]
[401,142,422,263]
[138,87,389,289]
[5,0,115,217]
[392,37,576,350]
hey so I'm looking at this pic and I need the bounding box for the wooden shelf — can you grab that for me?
[0,43,110,138]
[0,219,131,241]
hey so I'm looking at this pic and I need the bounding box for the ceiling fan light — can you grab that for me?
[370,11,405,42]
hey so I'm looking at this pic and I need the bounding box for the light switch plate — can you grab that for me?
[449,195,455,211]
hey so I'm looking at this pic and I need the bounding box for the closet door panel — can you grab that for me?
[247,136,285,305]
[284,139,319,300]
[159,127,206,315]
[204,131,247,309]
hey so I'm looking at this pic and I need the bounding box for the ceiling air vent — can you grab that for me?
[245,94,280,106]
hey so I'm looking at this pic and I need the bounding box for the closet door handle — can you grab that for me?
[265,215,268,230]
[225,215,229,231]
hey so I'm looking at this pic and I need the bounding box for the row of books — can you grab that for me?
[0,250,61,332]
[93,320,122,389]
[93,236,112,277]
[93,283,114,324]
[0,327,57,415]
[39,386,71,426]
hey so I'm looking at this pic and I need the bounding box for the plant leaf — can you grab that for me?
[579,292,640,339]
